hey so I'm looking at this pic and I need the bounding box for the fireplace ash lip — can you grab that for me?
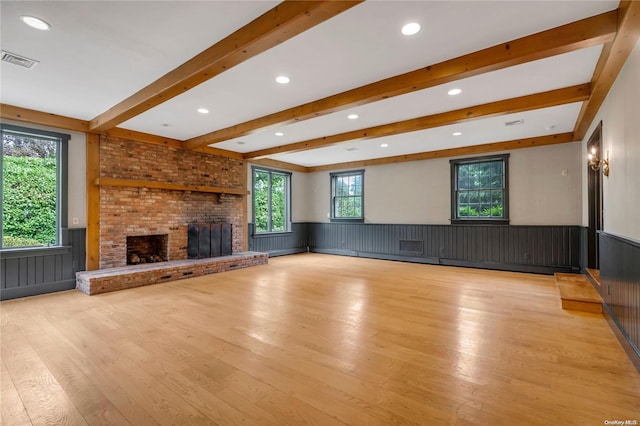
[128,253,168,265]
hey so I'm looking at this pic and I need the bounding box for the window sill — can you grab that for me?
[451,219,510,225]
[330,218,365,223]
[0,245,71,258]
[252,231,293,239]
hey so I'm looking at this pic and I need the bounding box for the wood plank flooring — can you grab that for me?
[2,253,639,425]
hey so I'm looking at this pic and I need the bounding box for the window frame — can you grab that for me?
[251,166,292,236]
[330,169,365,223]
[1,124,69,250]
[450,154,509,225]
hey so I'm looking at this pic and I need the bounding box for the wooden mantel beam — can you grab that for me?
[89,1,362,133]
[94,177,248,196]
[243,84,591,158]
[184,10,616,150]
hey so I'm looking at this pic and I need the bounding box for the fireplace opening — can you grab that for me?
[127,234,168,265]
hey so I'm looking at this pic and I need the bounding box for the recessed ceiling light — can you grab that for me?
[448,88,462,96]
[197,108,209,114]
[236,141,246,145]
[161,123,172,127]
[274,132,284,136]
[401,22,420,36]
[275,75,290,84]
[380,143,389,148]
[347,114,358,120]
[345,147,358,152]
[452,132,462,136]
[20,16,50,31]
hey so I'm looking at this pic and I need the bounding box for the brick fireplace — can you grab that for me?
[97,135,246,269]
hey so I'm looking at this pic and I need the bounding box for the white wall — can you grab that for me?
[1,119,86,228]
[581,40,640,241]
[306,142,582,225]
[306,159,450,224]
[510,143,582,225]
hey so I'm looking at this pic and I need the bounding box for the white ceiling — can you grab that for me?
[0,1,619,168]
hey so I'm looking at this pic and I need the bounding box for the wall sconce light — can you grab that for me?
[588,147,609,177]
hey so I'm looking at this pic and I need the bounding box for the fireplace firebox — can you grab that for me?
[126,234,169,265]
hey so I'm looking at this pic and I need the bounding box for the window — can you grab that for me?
[330,170,364,221]
[252,167,291,234]
[1,124,69,248]
[451,154,509,224]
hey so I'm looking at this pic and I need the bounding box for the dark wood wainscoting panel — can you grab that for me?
[600,232,640,358]
[248,223,309,257]
[1,228,86,300]
[66,227,86,273]
[308,223,581,274]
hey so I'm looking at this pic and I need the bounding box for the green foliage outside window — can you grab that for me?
[455,159,506,220]
[331,171,363,220]
[253,168,289,233]
[2,133,58,248]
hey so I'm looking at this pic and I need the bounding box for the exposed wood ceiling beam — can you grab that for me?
[573,38,614,134]
[104,128,242,159]
[0,103,243,159]
[244,84,591,159]
[184,10,616,150]
[89,1,362,133]
[192,146,245,161]
[1,103,90,133]
[573,0,640,140]
[248,158,310,173]
[307,133,576,173]
[104,128,183,149]
[183,144,244,160]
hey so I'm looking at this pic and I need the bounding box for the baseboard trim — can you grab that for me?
[356,251,439,265]
[440,258,576,275]
[603,302,640,373]
[309,248,355,256]
[0,279,77,301]
[311,248,437,264]
[267,247,308,257]
[308,248,572,275]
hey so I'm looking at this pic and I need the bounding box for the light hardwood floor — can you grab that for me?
[2,253,639,425]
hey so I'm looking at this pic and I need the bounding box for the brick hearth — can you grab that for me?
[76,252,268,295]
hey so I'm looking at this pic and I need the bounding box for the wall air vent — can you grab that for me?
[1,51,39,69]
[505,119,524,127]
[399,240,423,254]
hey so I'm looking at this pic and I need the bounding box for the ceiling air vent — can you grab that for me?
[505,119,524,127]
[1,51,39,69]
